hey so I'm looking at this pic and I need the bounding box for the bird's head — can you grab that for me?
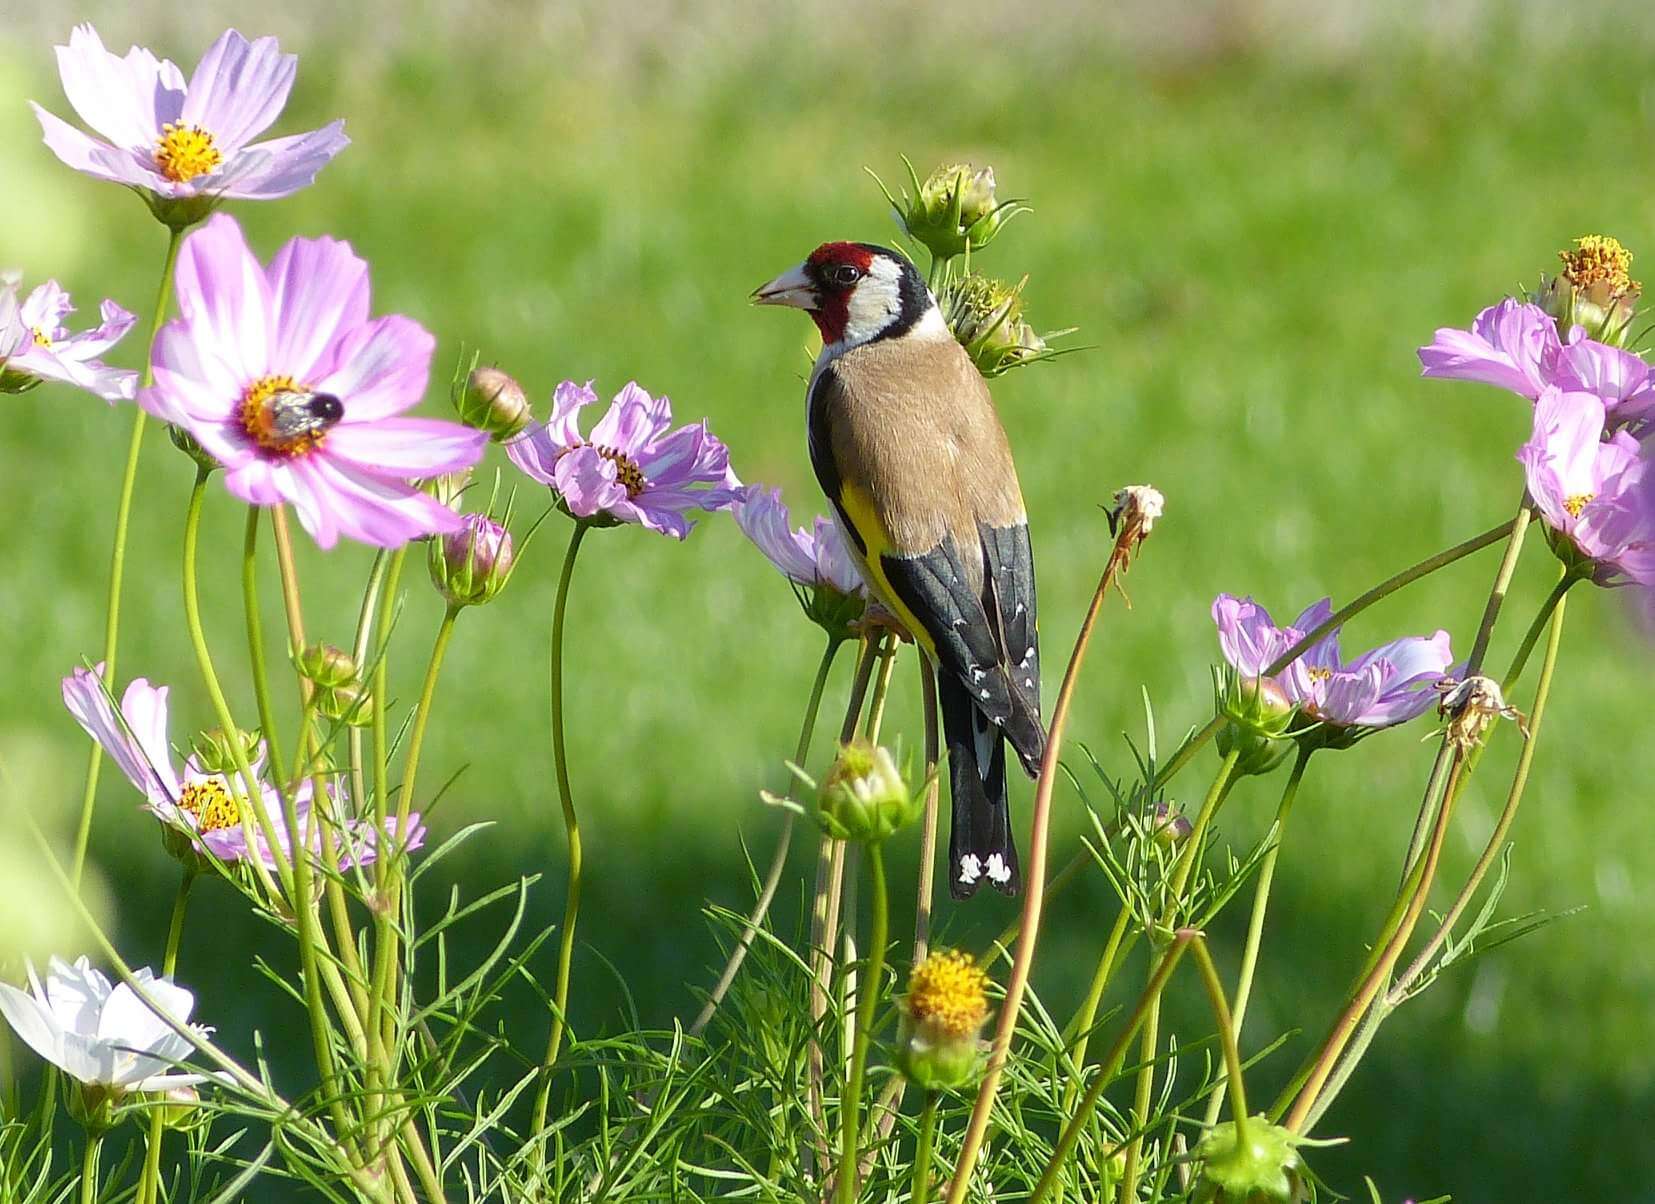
[753,242,933,355]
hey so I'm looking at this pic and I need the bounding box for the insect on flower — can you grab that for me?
[248,387,344,450]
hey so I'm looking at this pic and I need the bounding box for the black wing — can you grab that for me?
[980,520,1041,734]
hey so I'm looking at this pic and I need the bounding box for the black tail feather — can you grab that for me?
[939,672,1020,899]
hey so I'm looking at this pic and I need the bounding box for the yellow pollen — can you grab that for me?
[595,446,647,497]
[154,122,222,183]
[905,950,990,1039]
[177,779,240,833]
[1563,493,1593,518]
[1306,666,1334,684]
[30,327,52,348]
[1559,235,1639,297]
[239,374,322,457]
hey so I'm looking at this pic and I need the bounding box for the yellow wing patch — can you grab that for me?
[836,482,939,658]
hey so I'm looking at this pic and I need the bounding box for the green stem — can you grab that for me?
[1189,938,1249,1143]
[1500,570,1577,694]
[861,633,899,740]
[911,1091,939,1204]
[242,509,288,790]
[529,520,591,1156]
[913,657,941,962]
[71,225,185,890]
[1027,933,1195,1204]
[1062,906,1133,1073]
[1202,747,1310,1128]
[837,843,888,1204]
[79,1129,103,1204]
[1118,747,1239,1201]
[1304,577,1574,1134]
[180,474,291,901]
[136,871,194,1204]
[690,637,842,1038]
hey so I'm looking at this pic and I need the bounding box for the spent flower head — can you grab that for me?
[1537,235,1641,345]
[0,957,211,1102]
[1517,387,1655,586]
[507,380,736,539]
[31,25,348,229]
[811,739,926,843]
[874,158,1027,262]
[1192,1118,1316,1204]
[731,484,866,637]
[0,277,137,401]
[941,273,1067,377]
[141,214,487,549]
[896,949,992,1091]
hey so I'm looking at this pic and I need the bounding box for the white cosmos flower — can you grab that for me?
[0,957,209,1092]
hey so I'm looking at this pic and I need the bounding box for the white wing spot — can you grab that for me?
[1023,677,1035,689]
[958,855,982,885]
[971,667,986,682]
[979,689,991,700]
[1019,649,1035,666]
[985,854,1012,885]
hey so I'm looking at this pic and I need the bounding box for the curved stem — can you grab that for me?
[1028,933,1194,1204]
[136,871,194,1204]
[529,520,591,1154]
[1189,938,1249,1141]
[1061,906,1133,1086]
[71,226,185,890]
[690,636,842,1037]
[837,843,888,1204]
[946,515,1147,1204]
[1500,570,1576,694]
[911,1090,939,1204]
[1261,516,1517,679]
[1202,746,1310,1128]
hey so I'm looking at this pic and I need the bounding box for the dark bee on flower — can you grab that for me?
[263,388,344,445]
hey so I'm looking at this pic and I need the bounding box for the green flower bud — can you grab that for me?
[1192,1118,1311,1204]
[297,643,359,689]
[189,725,261,775]
[1150,802,1194,847]
[1535,235,1640,347]
[67,1082,120,1133]
[430,513,516,607]
[815,739,924,843]
[895,950,992,1092]
[454,363,532,440]
[426,469,474,510]
[1217,672,1296,778]
[153,1084,206,1132]
[317,680,374,728]
[168,423,219,472]
[875,158,1027,262]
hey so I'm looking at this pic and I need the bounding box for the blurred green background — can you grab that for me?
[2,2,1653,1199]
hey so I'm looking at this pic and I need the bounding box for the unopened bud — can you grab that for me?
[455,364,532,440]
[1192,1118,1318,1203]
[1218,672,1296,778]
[426,469,473,510]
[154,1084,205,1131]
[430,513,516,607]
[896,950,992,1092]
[189,725,261,775]
[1149,802,1193,847]
[317,680,374,728]
[942,273,1060,378]
[815,739,924,843]
[297,643,359,689]
[876,159,1026,263]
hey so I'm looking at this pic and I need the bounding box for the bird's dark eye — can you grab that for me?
[830,264,863,287]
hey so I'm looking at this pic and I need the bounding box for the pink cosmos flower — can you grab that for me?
[62,663,423,870]
[30,26,346,212]
[139,214,486,549]
[1212,595,1454,729]
[507,380,735,539]
[0,277,137,401]
[731,484,865,597]
[1517,387,1655,586]
[1418,298,1655,427]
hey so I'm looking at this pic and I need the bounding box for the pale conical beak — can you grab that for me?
[751,263,818,309]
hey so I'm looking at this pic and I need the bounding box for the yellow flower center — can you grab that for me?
[1305,666,1333,684]
[177,779,240,833]
[1563,493,1593,518]
[594,446,647,497]
[31,327,52,348]
[1559,235,1639,298]
[906,949,990,1038]
[239,375,324,457]
[154,122,222,183]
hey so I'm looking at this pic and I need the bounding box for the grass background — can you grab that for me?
[2,2,1654,1199]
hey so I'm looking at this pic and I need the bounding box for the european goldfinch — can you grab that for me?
[754,241,1045,898]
